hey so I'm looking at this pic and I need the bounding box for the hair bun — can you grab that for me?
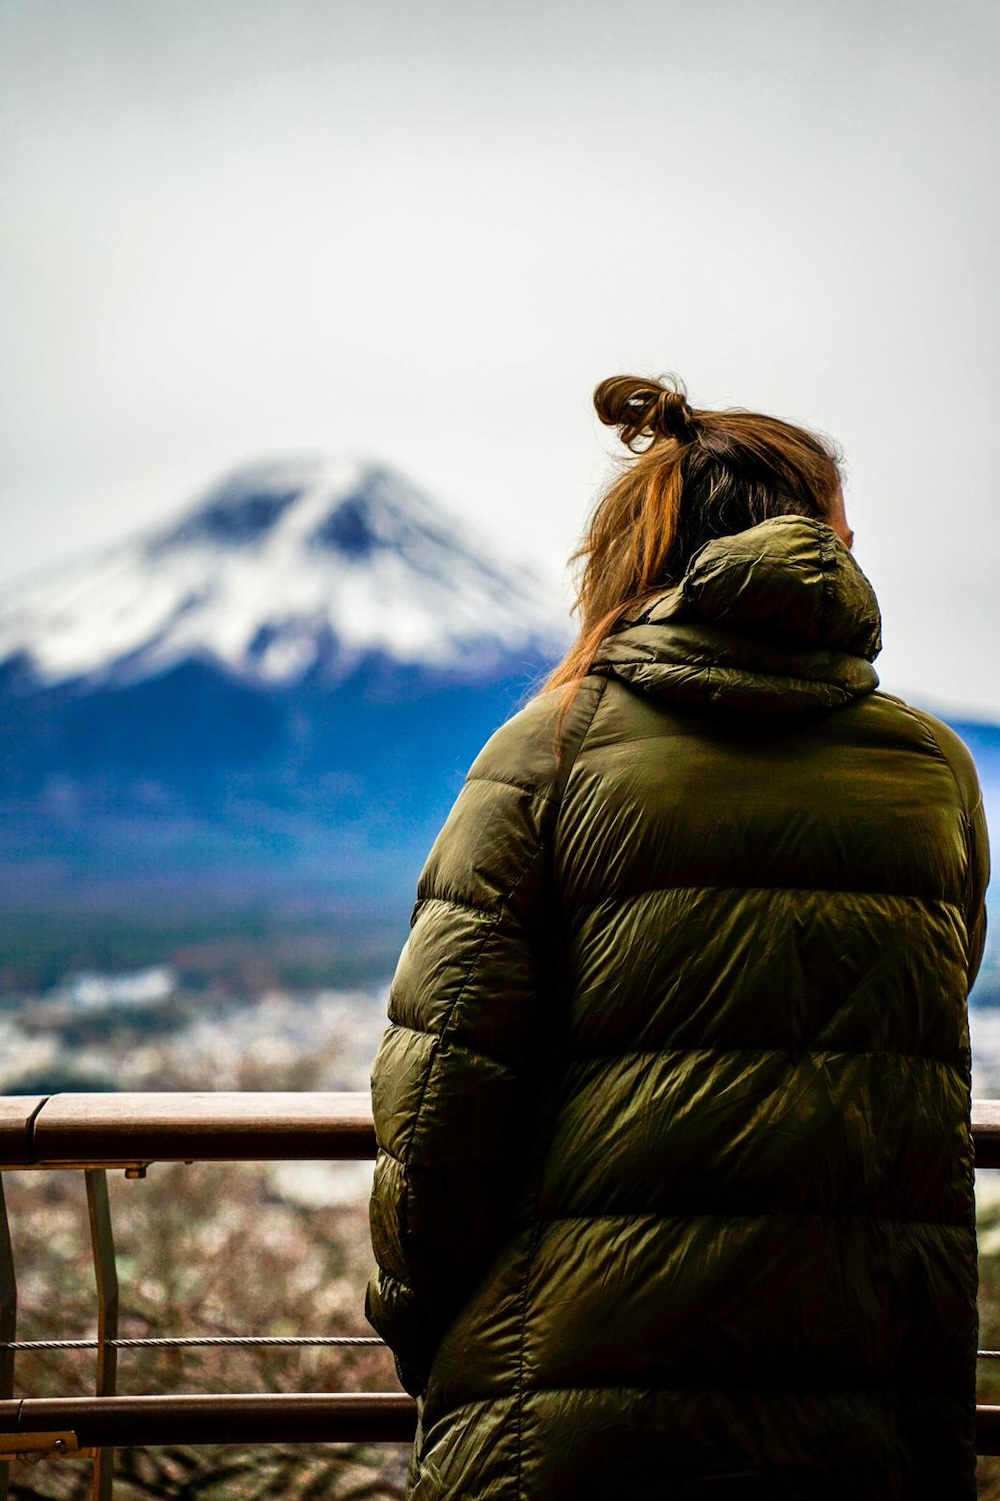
[594,374,698,451]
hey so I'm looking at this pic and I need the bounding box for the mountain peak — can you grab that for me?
[312,466,441,562]
[0,456,569,688]
[162,459,318,550]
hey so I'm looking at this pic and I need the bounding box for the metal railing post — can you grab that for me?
[85,1170,119,1501]
[0,1176,15,1501]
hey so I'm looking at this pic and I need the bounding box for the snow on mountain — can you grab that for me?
[0,456,570,686]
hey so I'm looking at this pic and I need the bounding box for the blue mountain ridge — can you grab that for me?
[0,648,550,914]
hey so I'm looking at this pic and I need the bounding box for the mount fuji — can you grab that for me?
[0,457,570,917]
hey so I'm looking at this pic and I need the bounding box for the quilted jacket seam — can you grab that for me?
[408,888,495,912]
[409,893,498,920]
[380,1016,521,1075]
[571,882,966,913]
[375,1139,405,1169]
[513,1376,974,1398]
[375,1266,410,1293]
[562,1044,970,1064]
[531,1210,972,1229]
[407,892,536,938]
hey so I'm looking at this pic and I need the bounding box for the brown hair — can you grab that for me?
[546,374,843,694]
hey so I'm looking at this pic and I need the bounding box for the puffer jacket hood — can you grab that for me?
[368,516,988,1500]
[597,516,881,712]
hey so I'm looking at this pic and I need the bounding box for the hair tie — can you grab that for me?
[654,390,698,445]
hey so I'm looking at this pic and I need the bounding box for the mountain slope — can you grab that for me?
[0,458,569,916]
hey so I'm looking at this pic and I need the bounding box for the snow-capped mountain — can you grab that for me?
[0,456,568,687]
[0,458,569,917]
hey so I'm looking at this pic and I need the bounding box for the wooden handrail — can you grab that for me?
[0,1393,416,1448]
[0,1092,375,1169]
[974,1098,1000,1169]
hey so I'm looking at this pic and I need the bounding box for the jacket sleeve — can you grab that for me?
[965,789,989,990]
[921,713,990,990]
[364,684,600,1395]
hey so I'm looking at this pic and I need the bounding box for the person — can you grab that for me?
[366,374,988,1499]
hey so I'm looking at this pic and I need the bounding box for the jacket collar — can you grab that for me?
[594,516,882,714]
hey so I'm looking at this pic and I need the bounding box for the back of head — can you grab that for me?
[547,374,843,692]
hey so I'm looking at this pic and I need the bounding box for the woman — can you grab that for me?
[367,375,988,1499]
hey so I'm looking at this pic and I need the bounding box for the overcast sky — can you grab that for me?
[1,0,998,715]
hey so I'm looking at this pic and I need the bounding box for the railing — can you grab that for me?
[3,1091,1000,1497]
[0,1092,413,1499]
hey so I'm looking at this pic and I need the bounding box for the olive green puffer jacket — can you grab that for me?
[367,516,989,1500]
